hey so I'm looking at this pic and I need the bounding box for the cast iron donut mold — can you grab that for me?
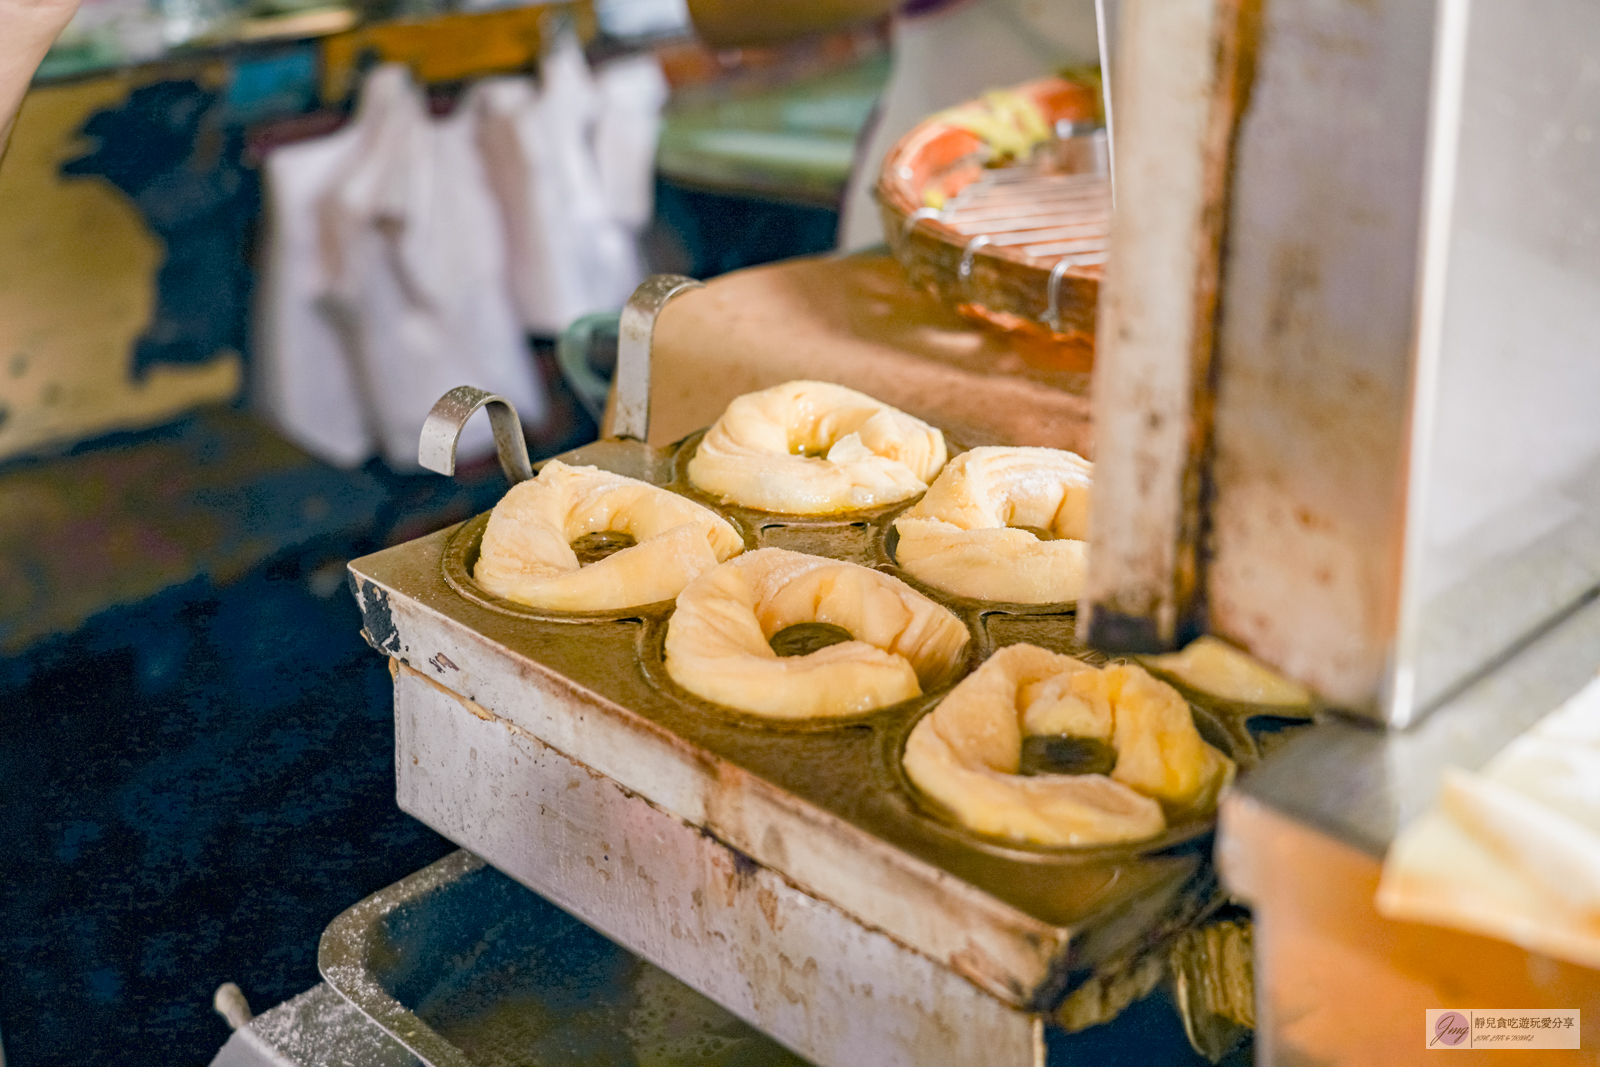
[437,424,1313,872]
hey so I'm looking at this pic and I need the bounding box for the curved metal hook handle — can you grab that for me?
[419,386,534,485]
[1044,257,1073,332]
[605,273,704,442]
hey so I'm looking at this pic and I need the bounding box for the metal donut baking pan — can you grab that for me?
[345,276,1306,1067]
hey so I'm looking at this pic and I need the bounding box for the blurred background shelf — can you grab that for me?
[656,46,888,207]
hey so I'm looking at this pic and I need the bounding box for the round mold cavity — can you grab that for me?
[635,610,985,735]
[1139,662,1321,726]
[753,520,882,568]
[877,501,1084,615]
[1131,661,1320,773]
[878,663,1245,862]
[440,511,687,624]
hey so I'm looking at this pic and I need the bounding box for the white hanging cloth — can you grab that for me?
[255,46,669,469]
[315,65,546,470]
[255,121,373,468]
[593,52,670,233]
[477,33,649,335]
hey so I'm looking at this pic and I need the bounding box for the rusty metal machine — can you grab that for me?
[1085,0,1600,1062]
[324,269,1287,1066]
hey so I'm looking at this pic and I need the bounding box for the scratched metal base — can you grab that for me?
[349,434,1297,1067]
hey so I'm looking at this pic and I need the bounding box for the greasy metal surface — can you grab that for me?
[210,983,423,1067]
[1167,919,1253,1062]
[319,841,811,1067]
[768,622,855,658]
[1229,591,1600,857]
[393,668,1046,1067]
[350,430,1303,1012]
[607,275,704,442]
[418,387,534,486]
[320,850,486,1067]
[1094,0,1600,724]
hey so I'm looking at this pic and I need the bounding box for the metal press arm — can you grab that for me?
[603,274,704,442]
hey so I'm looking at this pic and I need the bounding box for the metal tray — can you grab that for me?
[351,439,1299,1057]
[318,850,808,1067]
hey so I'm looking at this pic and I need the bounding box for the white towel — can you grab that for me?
[255,122,374,468]
[308,65,546,469]
[1377,674,1600,969]
[477,33,646,335]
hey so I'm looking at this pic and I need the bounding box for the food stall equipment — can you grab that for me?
[222,2,1600,1061]
[326,269,1280,1067]
[1082,0,1600,1061]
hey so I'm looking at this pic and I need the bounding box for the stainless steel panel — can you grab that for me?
[1082,0,1257,651]
[1206,0,1439,714]
[1395,0,1600,721]
[1091,0,1600,724]
[392,666,1046,1067]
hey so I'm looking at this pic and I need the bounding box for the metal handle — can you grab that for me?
[419,386,534,485]
[957,234,993,296]
[555,311,621,423]
[604,274,704,442]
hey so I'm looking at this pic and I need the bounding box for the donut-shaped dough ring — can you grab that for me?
[687,380,947,514]
[474,460,743,612]
[893,446,1092,604]
[903,644,1233,846]
[664,548,970,719]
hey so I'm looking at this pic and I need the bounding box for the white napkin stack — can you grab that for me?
[1377,675,1600,968]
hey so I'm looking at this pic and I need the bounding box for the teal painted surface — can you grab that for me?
[657,53,890,205]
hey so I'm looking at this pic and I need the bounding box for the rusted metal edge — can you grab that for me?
[1082,0,1261,653]
[399,657,1212,1019]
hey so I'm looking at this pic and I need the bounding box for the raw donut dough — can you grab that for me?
[664,548,969,719]
[903,644,1234,846]
[893,446,1092,603]
[687,380,947,514]
[1142,636,1312,707]
[475,461,743,612]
